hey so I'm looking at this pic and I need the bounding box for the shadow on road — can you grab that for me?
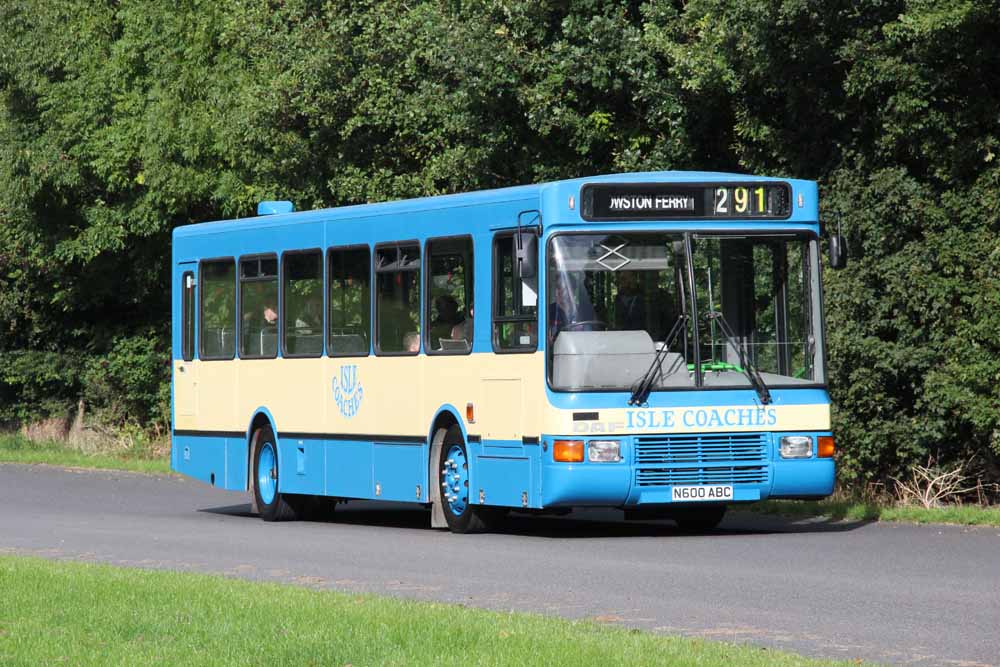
[199,502,873,538]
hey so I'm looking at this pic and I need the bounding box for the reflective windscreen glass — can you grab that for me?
[691,235,814,385]
[548,234,692,390]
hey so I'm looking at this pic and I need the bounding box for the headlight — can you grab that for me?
[588,440,621,462]
[779,436,813,459]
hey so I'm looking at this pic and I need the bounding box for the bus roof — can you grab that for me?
[173,171,815,239]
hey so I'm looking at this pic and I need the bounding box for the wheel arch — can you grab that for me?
[427,405,467,529]
[246,408,279,510]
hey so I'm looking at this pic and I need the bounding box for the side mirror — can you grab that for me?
[829,233,848,269]
[517,231,538,279]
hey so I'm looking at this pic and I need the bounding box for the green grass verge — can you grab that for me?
[0,555,854,666]
[0,433,171,475]
[752,499,1000,526]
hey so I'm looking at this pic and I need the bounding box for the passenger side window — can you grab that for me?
[426,237,473,354]
[181,271,195,361]
[493,234,538,352]
[283,251,323,358]
[200,260,236,360]
[239,256,279,359]
[375,243,421,354]
[328,246,371,356]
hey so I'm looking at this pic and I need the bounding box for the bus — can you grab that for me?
[171,172,843,533]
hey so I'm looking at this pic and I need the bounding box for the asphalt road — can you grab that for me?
[2,463,998,666]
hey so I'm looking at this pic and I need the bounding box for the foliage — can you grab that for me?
[0,432,171,474]
[0,350,84,425]
[81,332,171,430]
[1,0,998,487]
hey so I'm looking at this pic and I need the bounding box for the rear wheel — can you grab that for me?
[673,505,727,531]
[253,425,299,522]
[438,425,501,534]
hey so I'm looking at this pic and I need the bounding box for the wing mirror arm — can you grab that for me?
[827,216,848,270]
[516,210,542,279]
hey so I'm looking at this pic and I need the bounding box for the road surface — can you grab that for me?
[2,463,998,665]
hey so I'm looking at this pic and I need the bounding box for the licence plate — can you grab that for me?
[671,485,733,502]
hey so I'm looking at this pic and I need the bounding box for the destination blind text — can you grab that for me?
[607,195,695,212]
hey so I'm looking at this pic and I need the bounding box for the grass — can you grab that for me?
[0,433,171,475]
[752,498,1000,526]
[0,555,855,666]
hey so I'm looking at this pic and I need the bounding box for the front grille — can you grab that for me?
[636,465,769,487]
[634,432,768,465]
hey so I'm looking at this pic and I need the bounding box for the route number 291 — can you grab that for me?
[714,186,768,216]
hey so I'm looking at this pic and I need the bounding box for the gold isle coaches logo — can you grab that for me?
[333,364,363,418]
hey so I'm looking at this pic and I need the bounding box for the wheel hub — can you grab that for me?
[441,445,469,516]
[257,442,277,505]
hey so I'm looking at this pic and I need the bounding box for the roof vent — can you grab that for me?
[257,201,294,215]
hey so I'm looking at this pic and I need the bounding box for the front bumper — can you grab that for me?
[538,432,834,508]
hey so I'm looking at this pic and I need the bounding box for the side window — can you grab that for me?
[375,243,421,354]
[493,234,538,352]
[181,271,195,361]
[283,251,323,358]
[328,246,371,356]
[239,256,278,359]
[426,237,473,354]
[200,260,236,360]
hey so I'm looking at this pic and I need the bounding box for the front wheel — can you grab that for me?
[438,425,501,534]
[252,426,299,522]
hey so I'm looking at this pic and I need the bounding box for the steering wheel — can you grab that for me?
[564,320,608,331]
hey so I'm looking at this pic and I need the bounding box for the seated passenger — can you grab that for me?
[550,279,596,342]
[614,271,645,331]
[430,295,462,349]
[449,305,474,342]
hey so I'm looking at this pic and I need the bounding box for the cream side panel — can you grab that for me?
[195,361,238,430]
[360,357,424,436]
[324,356,381,435]
[429,353,545,440]
[420,355,482,434]
[173,360,199,429]
[321,356,427,436]
[183,354,829,439]
[236,358,326,432]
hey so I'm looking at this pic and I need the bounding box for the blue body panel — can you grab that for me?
[172,433,248,491]
[171,428,833,508]
[372,442,426,502]
[278,438,325,496]
[326,440,373,499]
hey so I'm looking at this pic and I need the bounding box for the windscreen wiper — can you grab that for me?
[628,315,688,406]
[704,311,771,405]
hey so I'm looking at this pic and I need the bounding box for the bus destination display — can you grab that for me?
[581,183,791,221]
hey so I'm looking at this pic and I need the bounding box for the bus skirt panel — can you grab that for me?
[172,432,249,492]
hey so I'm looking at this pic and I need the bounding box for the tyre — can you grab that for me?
[437,425,501,534]
[673,505,727,531]
[252,425,299,522]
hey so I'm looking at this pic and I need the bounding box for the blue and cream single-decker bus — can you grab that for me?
[171,172,843,532]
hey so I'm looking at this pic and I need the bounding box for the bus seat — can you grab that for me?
[438,338,470,352]
[289,333,323,356]
[330,334,367,355]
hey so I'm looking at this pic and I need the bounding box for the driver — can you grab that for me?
[549,278,596,342]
